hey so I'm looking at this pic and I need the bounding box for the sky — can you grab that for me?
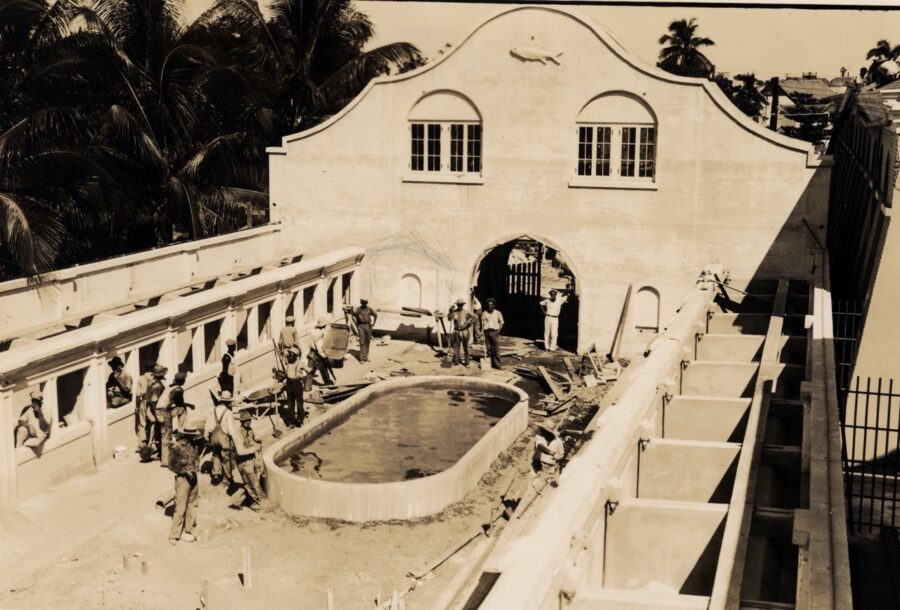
[182,1,900,80]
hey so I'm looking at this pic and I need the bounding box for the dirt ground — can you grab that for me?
[0,330,607,610]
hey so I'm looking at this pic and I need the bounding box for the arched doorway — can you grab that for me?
[472,236,579,352]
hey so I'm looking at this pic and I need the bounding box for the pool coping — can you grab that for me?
[263,375,530,522]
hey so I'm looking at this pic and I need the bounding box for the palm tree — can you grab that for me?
[262,0,424,131]
[865,39,900,86]
[657,18,715,79]
[0,0,123,276]
[732,73,767,119]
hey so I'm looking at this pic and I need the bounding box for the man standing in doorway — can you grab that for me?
[106,356,133,409]
[220,338,237,393]
[449,298,474,367]
[279,315,299,356]
[481,298,505,369]
[353,299,377,363]
[540,289,569,352]
[145,364,168,461]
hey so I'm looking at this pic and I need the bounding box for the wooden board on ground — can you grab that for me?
[588,353,602,377]
[583,374,598,387]
[563,357,580,385]
[538,365,566,401]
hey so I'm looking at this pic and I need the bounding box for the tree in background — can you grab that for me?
[781,93,829,145]
[0,0,422,278]
[717,73,767,120]
[864,39,900,86]
[657,18,715,79]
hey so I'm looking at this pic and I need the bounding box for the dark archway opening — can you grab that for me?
[473,237,578,352]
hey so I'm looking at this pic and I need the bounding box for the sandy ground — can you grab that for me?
[0,327,606,610]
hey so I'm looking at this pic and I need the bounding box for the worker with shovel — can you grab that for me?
[233,410,266,511]
[283,346,310,427]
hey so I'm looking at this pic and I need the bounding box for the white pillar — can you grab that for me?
[223,303,237,345]
[43,376,59,434]
[315,278,328,322]
[273,287,287,338]
[191,325,204,373]
[0,388,17,504]
[161,328,177,381]
[87,351,109,463]
[248,305,259,349]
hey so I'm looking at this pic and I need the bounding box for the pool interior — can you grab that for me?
[277,383,517,483]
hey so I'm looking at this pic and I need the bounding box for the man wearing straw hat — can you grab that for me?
[308,318,335,385]
[14,389,50,448]
[448,297,475,367]
[233,409,265,511]
[205,390,237,486]
[168,421,204,544]
[282,346,310,427]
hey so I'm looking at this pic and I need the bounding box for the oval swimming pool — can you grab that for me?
[263,376,529,521]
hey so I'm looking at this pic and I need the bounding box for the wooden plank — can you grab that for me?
[563,357,579,381]
[538,365,566,401]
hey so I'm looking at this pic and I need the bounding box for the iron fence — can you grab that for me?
[841,376,900,534]
[832,300,864,419]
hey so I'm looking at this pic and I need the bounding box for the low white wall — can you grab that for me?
[265,376,529,521]
[0,225,282,342]
[0,247,364,505]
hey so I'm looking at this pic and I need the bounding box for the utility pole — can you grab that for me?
[768,76,780,131]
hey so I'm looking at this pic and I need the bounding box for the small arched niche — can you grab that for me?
[400,273,423,308]
[634,286,660,333]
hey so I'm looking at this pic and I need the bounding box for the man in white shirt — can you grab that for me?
[481,298,505,369]
[540,289,568,352]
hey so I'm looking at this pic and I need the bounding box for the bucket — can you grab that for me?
[113,445,129,463]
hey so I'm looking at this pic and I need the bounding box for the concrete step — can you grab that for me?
[695,334,764,362]
[567,587,710,609]
[637,439,741,504]
[603,498,728,596]
[681,362,759,398]
[663,396,752,443]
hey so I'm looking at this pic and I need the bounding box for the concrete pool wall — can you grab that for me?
[263,375,529,522]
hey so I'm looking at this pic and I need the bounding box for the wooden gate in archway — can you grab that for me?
[474,239,544,341]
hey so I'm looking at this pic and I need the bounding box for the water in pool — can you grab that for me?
[279,384,516,483]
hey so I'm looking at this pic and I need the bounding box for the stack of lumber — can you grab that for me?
[318,382,374,403]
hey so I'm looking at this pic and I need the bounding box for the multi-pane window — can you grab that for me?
[576,124,656,180]
[450,124,464,172]
[409,121,482,175]
[410,123,424,171]
[466,124,481,173]
[427,123,441,171]
[639,127,656,178]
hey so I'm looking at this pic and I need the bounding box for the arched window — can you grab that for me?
[400,273,422,308]
[576,93,657,181]
[408,91,482,176]
[634,286,660,332]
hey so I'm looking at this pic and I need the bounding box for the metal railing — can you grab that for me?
[841,376,900,534]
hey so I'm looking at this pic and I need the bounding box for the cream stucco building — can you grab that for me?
[268,6,830,357]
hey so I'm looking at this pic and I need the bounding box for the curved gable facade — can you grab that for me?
[268,6,829,355]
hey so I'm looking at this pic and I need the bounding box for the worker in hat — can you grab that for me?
[219,338,237,394]
[233,409,265,511]
[158,371,194,466]
[143,364,169,461]
[540,288,569,352]
[105,356,133,409]
[134,364,159,456]
[448,297,475,367]
[471,288,484,345]
[14,389,50,449]
[279,315,300,356]
[168,421,204,544]
[481,298,505,369]
[532,423,565,486]
[308,318,335,385]
[282,346,311,427]
[352,299,378,363]
[205,390,237,486]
